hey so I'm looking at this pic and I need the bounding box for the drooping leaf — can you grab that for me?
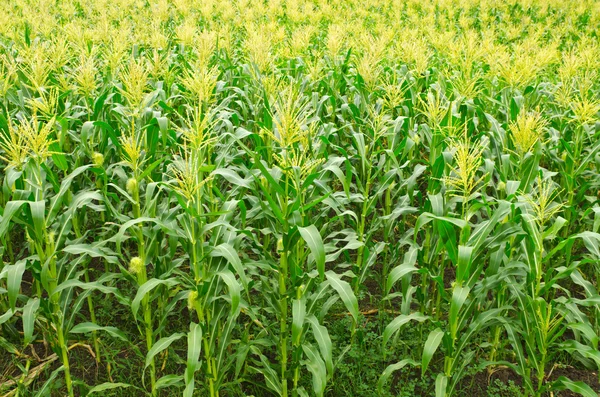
[299,225,326,280]
[377,359,418,394]
[307,315,333,376]
[70,322,128,342]
[22,297,40,346]
[145,333,185,370]
[302,343,327,397]
[383,312,429,347]
[87,382,133,395]
[325,271,359,323]
[422,328,444,376]
[7,259,26,310]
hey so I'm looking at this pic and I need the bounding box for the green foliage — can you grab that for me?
[1,0,600,396]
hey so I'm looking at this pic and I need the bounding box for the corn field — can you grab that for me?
[1,0,600,396]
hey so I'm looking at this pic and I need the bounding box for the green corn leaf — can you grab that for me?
[53,279,122,299]
[301,191,333,213]
[218,270,241,315]
[292,298,306,346]
[34,365,64,397]
[145,333,185,370]
[575,139,600,176]
[132,278,179,318]
[0,309,15,326]
[299,225,325,280]
[570,270,598,298]
[0,201,30,237]
[50,145,68,171]
[87,382,133,395]
[252,156,285,195]
[213,168,253,188]
[503,321,534,391]
[561,340,600,367]
[518,150,540,193]
[566,323,599,348]
[138,157,165,181]
[467,201,510,252]
[456,246,473,284]
[28,200,45,242]
[253,353,283,396]
[306,315,333,376]
[302,343,327,397]
[576,231,600,259]
[383,312,428,347]
[377,359,418,394]
[435,373,448,397]
[184,322,202,397]
[552,376,598,397]
[211,243,248,294]
[323,163,350,198]
[155,374,184,389]
[7,259,26,310]
[113,217,177,253]
[414,213,467,241]
[46,165,93,223]
[70,322,129,342]
[385,248,418,295]
[422,328,444,377]
[543,216,567,240]
[63,244,119,264]
[22,297,39,346]
[296,387,310,397]
[438,220,459,264]
[325,271,358,323]
[449,285,470,340]
[254,175,286,224]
